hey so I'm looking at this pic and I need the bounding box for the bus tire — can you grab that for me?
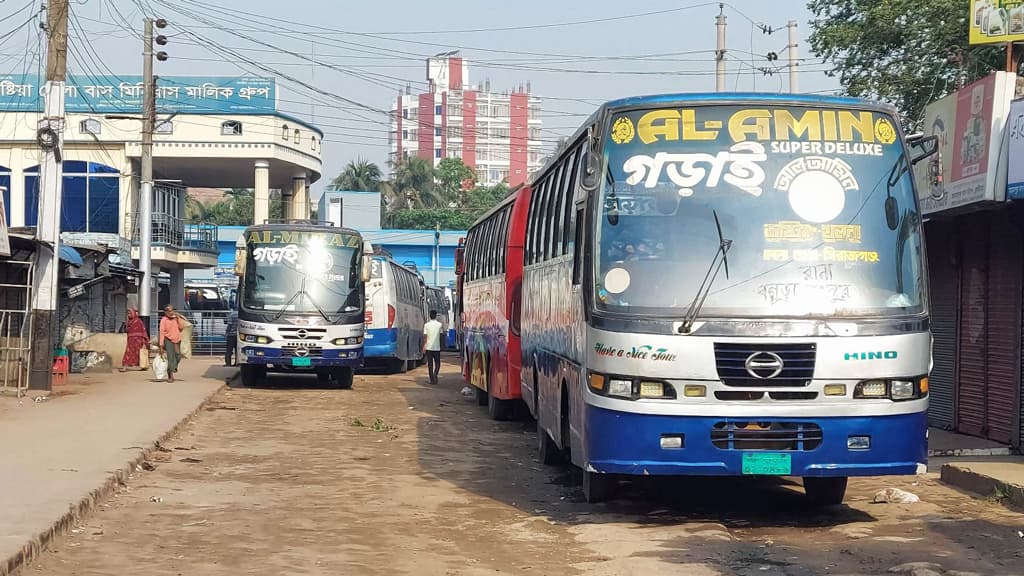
[407,359,417,372]
[239,365,265,388]
[582,470,616,503]
[333,367,354,390]
[488,387,513,421]
[391,359,408,374]
[475,386,488,406]
[316,370,330,385]
[803,477,848,506]
[537,425,562,465]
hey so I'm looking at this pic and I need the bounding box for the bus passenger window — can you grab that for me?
[572,206,585,286]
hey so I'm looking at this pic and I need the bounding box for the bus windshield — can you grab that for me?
[595,104,924,319]
[242,233,362,316]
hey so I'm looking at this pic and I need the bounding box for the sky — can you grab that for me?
[0,0,840,198]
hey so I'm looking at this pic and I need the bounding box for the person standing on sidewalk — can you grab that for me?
[159,305,184,382]
[422,310,443,385]
[224,308,238,367]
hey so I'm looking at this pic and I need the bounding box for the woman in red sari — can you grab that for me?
[121,308,149,371]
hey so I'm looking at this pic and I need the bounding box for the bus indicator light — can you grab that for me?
[683,385,706,398]
[823,384,847,396]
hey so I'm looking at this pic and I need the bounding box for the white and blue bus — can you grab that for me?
[520,93,938,504]
[364,254,426,372]
[235,222,370,389]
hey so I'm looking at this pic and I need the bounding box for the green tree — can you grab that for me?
[390,156,441,208]
[437,157,475,200]
[331,158,383,192]
[808,0,1004,128]
[202,188,282,226]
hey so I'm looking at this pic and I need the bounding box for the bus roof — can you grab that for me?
[601,91,894,112]
[242,222,363,237]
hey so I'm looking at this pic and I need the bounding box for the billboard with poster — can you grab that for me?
[970,0,1024,44]
[1008,99,1024,199]
[915,72,1017,215]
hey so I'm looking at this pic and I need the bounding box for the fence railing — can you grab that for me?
[148,309,233,358]
[125,213,218,255]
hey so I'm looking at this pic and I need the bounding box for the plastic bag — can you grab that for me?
[152,354,168,380]
[177,316,193,359]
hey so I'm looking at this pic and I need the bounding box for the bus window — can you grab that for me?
[552,161,568,257]
[563,146,582,255]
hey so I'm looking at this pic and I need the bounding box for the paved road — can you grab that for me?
[27,356,1024,575]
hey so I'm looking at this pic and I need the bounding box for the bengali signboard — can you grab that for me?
[969,0,1024,45]
[0,74,276,114]
[1008,99,1024,199]
[914,72,1018,215]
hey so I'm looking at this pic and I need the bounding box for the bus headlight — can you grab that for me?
[854,378,927,401]
[854,380,887,398]
[890,380,915,400]
[607,379,632,398]
[587,372,676,400]
[239,333,272,344]
[332,336,363,345]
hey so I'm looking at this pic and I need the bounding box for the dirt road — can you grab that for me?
[26,356,1024,575]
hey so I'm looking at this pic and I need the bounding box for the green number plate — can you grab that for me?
[741,453,791,475]
[292,357,312,367]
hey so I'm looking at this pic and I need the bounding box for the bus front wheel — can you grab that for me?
[239,365,265,388]
[582,470,617,503]
[803,477,848,506]
[333,367,354,390]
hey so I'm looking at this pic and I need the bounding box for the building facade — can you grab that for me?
[915,72,1024,448]
[389,54,544,188]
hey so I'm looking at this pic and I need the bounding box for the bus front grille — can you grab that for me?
[711,421,823,451]
[713,343,816,387]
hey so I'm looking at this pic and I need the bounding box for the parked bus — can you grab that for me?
[234,221,370,389]
[443,285,457,349]
[424,286,451,348]
[453,238,466,354]
[461,187,531,420]
[519,93,938,503]
[364,254,426,372]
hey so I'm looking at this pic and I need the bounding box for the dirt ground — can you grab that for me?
[25,355,1024,576]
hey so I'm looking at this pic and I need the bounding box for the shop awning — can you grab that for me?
[58,244,83,267]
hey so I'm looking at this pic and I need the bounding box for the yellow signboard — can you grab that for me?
[970,0,1024,45]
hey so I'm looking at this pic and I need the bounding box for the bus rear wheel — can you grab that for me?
[537,425,563,465]
[475,386,488,406]
[582,470,617,503]
[803,477,848,506]
[488,389,513,421]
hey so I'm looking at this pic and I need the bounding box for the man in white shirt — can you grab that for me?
[422,310,443,385]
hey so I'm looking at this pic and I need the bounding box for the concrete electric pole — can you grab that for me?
[715,4,727,92]
[29,0,69,390]
[787,21,799,94]
[138,17,168,330]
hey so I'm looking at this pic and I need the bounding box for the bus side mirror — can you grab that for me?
[361,255,371,282]
[909,134,939,166]
[580,149,602,191]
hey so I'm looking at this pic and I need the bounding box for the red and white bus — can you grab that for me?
[460,187,531,420]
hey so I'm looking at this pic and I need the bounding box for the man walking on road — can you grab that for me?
[422,310,443,385]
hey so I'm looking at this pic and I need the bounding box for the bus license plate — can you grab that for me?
[292,357,312,368]
[742,453,791,475]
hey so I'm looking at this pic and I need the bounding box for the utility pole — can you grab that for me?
[715,4,727,92]
[787,21,799,93]
[433,223,440,287]
[29,0,69,390]
[138,17,168,330]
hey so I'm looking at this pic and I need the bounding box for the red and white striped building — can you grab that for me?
[390,54,544,188]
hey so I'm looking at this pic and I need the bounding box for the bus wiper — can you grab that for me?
[269,276,331,323]
[678,210,732,334]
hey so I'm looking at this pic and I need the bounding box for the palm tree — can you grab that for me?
[332,159,383,192]
[184,194,207,223]
[390,157,442,208]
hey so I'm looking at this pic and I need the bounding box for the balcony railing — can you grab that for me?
[125,213,218,255]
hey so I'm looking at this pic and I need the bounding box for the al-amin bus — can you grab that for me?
[519,93,938,503]
[461,187,531,420]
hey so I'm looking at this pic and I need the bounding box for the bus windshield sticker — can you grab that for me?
[622,141,767,197]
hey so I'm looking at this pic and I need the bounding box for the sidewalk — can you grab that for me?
[929,427,1012,457]
[0,358,230,576]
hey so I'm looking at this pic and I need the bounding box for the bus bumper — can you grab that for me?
[240,346,363,368]
[583,405,928,478]
[364,328,398,358]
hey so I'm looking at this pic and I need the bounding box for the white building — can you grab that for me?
[0,74,322,313]
[389,53,544,188]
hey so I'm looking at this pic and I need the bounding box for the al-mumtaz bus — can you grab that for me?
[513,93,938,504]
